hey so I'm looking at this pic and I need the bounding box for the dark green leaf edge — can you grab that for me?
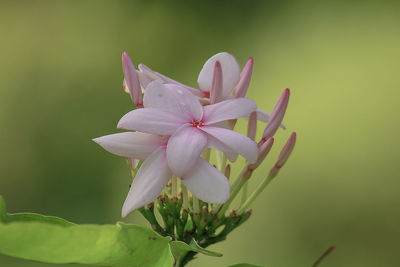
[0,195,75,226]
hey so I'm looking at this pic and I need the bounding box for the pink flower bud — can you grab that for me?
[249,137,274,170]
[262,88,290,140]
[122,52,143,108]
[210,61,223,104]
[247,111,257,141]
[269,132,296,177]
[234,57,254,98]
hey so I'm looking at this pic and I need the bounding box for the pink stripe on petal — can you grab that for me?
[122,147,172,217]
[201,126,258,163]
[93,132,164,160]
[167,126,207,177]
[117,108,186,135]
[181,158,230,204]
[203,98,257,125]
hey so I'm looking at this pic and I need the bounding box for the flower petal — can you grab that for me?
[167,125,207,177]
[197,52,240,98]
[117,108,186,135]
[203,98,257,125]
[139,64,205,97]
[181,158,230,204]
[122,147,172,217]
[143,81,203,120]
[201,126,258,163]
[93,132,165,160]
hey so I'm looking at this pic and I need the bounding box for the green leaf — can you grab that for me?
[0,220,173,266]
[0,195,75,226]
[170,239,222,259]
[228,264,263,267]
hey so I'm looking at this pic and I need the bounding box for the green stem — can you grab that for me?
[238,173,275,214]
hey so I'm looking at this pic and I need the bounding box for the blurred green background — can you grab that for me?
[1,0,399,266]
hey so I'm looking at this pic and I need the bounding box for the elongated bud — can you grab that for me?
[122,52,143,108]
[262,88,290,140]
[210,61,223,104]
[234,57,254,98]
[224,164,231,179]
[269,132,296,177]
[247,111,257,141]
[249,137,274,170]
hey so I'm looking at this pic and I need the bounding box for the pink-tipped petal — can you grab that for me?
[247,111,257,140]
[122,52,143,107]
[234,57,254,98]
[143,81,203,120]
[201,126,258,163]
[93,132,165,160]
[198,52,240,98]
[262,88,290,139]
[210,61,223,104]
[117,108,187,135]
[181,158,230,204]
[122,147,172,217]
[275,132,296,168]
[203,98,257,125]
[166,126,207,177]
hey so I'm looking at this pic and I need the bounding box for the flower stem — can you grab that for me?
[215,150,226,172]
[171,176,178,199]
[240,182,248,206]
[217,166,252,217]
[181,183,189,210]
[238,173,276,214]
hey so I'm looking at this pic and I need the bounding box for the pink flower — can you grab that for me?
[93,132,230,217]
[117,81,259,178]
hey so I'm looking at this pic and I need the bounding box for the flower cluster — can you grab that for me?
[94,52,295,222]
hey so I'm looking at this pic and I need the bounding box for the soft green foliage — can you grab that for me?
[0,196,237,266]
[0,222,173,266]
[0,196,174,266]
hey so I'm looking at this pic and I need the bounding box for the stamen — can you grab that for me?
[191,119,204,128]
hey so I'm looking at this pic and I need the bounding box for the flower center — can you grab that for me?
[191,119,204,128]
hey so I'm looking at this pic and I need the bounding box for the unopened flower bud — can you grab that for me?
[234,57,254,98]
[247,111,257,141]
[249,137,274,170]
[122,52,143,108]
[269,132,296,177]
[224,164,231,179]
[262,88,290,140]
[210,61,223,104]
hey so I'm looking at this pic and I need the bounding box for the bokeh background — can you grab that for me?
[1,0,399,266]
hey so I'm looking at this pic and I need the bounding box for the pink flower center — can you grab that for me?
[191,119,204,128]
